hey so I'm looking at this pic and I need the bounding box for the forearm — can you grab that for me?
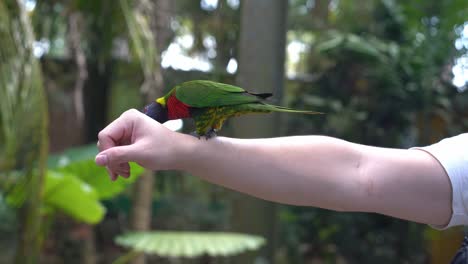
[176,135,451,226]
[178,135,369,211]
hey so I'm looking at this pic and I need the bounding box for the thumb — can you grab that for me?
[95,144,136,166]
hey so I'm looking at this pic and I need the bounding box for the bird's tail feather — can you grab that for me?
[250,103,323,114]
[270,105,323,114]
[248,92,273,99]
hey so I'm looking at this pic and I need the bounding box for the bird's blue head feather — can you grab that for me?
[143,102,168,124]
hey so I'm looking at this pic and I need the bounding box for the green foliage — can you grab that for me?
[7,143,145,218]
[289,0,467,146]
[8,143,144,225]
[0,0,48,199]
[316,31,396,62]
[2,144,144,224]
[115,231,265,258]
[279,207,427,263]
[281,0,468,263]
[0,1,49,262]
[43,143,144,223]
[49,144,144,199]
[43,171,105,224]
[59,160,142,200]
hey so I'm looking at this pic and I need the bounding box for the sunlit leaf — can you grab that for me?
[115,231,265,258]
[43,171,105,224]
[48,143,145,199]
[315,33,345,52]
[345,34,383,59]
[59,160,144,199]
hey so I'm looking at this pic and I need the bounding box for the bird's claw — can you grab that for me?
[190,131,201,140]
[204,129,217,140]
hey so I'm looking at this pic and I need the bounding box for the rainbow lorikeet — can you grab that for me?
[144,80,322,138]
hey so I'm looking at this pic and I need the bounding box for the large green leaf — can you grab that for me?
[49,143,144,199]
[115,231,265,258]
[43,171,105,224]
[42,143,145,223]
[58,160,144,200]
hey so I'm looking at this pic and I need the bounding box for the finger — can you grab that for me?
[99,159,129,181]
[105,167,118,181]
[111,172,118,181]
[118,170,130,178]
[118,162,130,171]
[95,144,136,168]
[112,165,130,178]
[123,168,131,178]
[97,115,134,152]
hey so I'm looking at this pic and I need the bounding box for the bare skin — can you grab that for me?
[96,109,452,227]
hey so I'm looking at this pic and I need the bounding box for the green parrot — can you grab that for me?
[144,80,322,138]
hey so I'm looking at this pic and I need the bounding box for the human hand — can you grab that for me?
[95,109,191,180]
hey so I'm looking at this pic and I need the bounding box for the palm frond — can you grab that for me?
[115,231,265,258]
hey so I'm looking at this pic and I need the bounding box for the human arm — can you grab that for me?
[96,109,452,227]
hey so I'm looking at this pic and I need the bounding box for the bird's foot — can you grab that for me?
[190,131,201,140]
[204,129,218,140]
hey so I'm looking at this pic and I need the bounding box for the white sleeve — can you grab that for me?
[412,133,468,229]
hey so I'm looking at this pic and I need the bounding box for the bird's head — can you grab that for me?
[143,99,168,124]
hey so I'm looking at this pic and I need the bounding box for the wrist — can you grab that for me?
[170,132,200,171]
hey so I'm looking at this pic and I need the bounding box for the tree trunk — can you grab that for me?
[128,0,173,263]
[129,172,155,264]
[83,60,113,143]
[0,1,49,263]
[230,1,288,263]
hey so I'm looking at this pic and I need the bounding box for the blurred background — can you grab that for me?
[1,0,468,263]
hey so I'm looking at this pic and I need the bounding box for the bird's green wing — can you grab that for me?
[175,80,263,107]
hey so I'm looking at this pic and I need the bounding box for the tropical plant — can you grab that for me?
[2,143,144,263]
[44,144,144,224]
[0,0,49,262]
[113,231,265,263]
